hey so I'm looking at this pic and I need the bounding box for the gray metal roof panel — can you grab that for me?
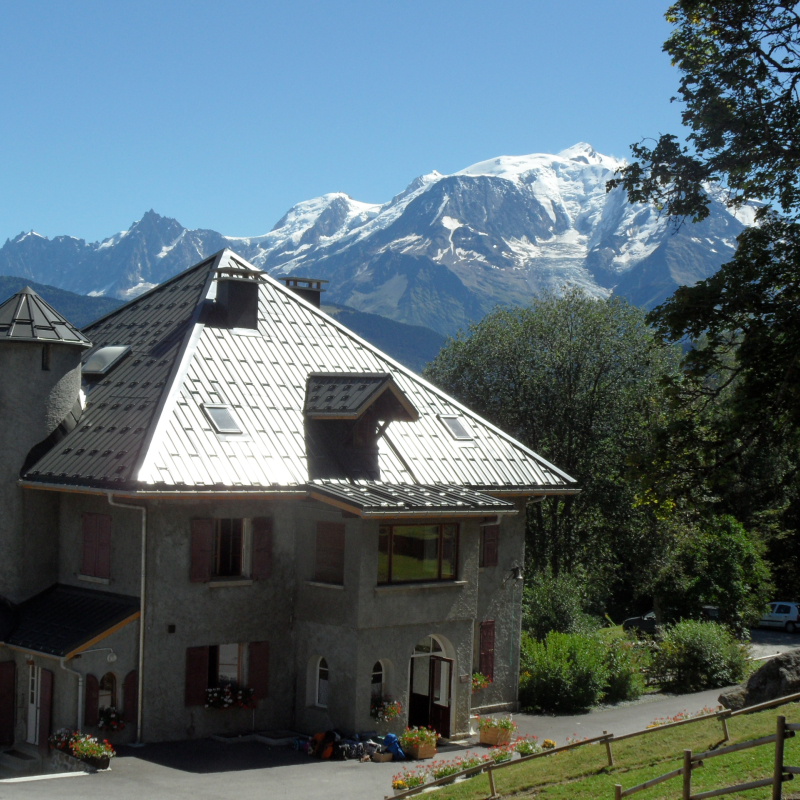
[0,287,91,347]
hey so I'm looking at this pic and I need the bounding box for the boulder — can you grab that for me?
[719,649,800,710]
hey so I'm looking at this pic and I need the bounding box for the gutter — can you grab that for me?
[59,658,84,732]
[107,493,146,745]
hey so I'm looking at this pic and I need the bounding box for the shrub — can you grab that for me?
[522,570,601,641]
[519,631,609,712]
[650,619,748,692]
[603,638,647,703]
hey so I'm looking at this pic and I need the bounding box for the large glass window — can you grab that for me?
[377,524,458,584]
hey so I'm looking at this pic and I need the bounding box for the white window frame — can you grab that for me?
[316,657,329,708]
[438,414,473,441]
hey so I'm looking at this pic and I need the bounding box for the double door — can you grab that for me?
[409,655,453,739]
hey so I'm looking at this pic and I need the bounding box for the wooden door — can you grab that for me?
[428,656,453,739]
[0,661,15,745]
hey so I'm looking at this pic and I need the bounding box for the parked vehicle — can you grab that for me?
[758,602,800,633]
[622,611,657,636]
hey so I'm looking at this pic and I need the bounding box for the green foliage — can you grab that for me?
[603,638,647,704]
[651,620,749,693]
[522,569,601,641]
[424,290,681,606]
[519,632,609,713]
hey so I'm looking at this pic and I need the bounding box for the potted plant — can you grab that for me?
[370,696,402,723]
[391,767,426,795]
[398,726,437,760]
[50,731,116,770]
[204,683,256,709]
[97,707,125,733]
[471,672,492,693]
[478,715,517,746]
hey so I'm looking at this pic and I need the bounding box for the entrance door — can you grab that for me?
[26,665,40,745]
[429,656,452,739]
[0,661,15,745]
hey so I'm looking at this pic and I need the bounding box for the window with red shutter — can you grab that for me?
[248,641,269,701]
[81,513,112,578]
[479,620,496,682]
[190,520,213,583]
[0,661,15,746]
[251,518,273,580]
[315,522,345,585]
[480,525,499,568]
[185,646,210,706]
[84,674,99,727]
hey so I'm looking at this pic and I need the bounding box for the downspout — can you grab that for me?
[107,493,146,745]
[59,658,83,732]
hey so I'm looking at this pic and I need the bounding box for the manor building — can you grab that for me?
[0,250,576,755]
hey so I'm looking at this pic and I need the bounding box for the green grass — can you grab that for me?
[433,701,800,800]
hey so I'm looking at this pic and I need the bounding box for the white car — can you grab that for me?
[759,602,800,633]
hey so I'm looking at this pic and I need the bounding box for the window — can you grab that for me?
[439,415,472,441]
[210,644,241,685]
[317,658,329,708]
[202,404,242,434]
[371,661,384,700]
[98,673,116,710]
[480,525,499,568]
[377,524,458,584]
[82,345,131,376]
[215,519,244,577]
[479,620,496,682]
[185,642,269,706]
[315,522,345,585]
[81,513,112,579]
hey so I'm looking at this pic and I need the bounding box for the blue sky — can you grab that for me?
[0,0,682,243]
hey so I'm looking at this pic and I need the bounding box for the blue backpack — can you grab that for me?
[383,733,405,760]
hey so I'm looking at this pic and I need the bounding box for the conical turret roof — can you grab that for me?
[0,286,91,346]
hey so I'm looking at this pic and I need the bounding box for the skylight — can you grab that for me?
[202,404,243,434]
[440,415,472,441]
[82,345,131,376]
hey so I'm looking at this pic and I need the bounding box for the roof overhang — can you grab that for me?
[304,372,419,422]
[308,481,518,518]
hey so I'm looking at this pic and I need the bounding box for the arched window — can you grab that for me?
[371,661,384,700]
[98,672,116,710]
[317,658,329,708]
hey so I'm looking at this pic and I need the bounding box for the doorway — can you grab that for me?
[408,636,453,738]
[26,664,40,745]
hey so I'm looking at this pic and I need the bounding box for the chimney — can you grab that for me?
[215,267,264,330]
[279,277,328,309]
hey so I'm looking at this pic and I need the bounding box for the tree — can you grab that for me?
[424,289,681,611]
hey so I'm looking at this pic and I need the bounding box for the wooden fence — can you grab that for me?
[613,715,798,800]
[386,691,800,800]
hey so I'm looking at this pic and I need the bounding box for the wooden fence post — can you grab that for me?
[682,749,693,800]
[604,731,614,767]
[487,764,497,798]
[774,715,786,800]
[719,711,730,742]
[614,783,622,800]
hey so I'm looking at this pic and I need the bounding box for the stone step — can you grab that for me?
[0,747,41,773]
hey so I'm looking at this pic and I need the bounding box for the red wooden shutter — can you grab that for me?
[248,641,269,701]
[315,522,345,584]
[84,673,99,726]
[482,526,499,568]
[38,669,53,755]
[123,671,137,728]
[81,513,98,576]
[95,514,112,579]
[251,517,273,580]
[185,646,209,706]
[0,661,15,745]
[479,620,496,682]
[190,519,213,583]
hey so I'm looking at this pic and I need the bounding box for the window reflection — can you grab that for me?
[377,525,459,584]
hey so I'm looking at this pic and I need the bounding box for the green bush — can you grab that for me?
[651,620,748,692]
[522,570,601,641]
[603,638,647,703]
[519,631,609,712]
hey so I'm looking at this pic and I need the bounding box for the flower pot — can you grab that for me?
[85,755,111,770]
[406,743,436,760]
[480,727,512,747]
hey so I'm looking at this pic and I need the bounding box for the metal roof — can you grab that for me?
[2,584,140,658]
[308,480,516,517]
[25,249,578,496]
[0,286,91,346]
[304,372,418,421]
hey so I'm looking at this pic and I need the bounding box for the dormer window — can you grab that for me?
[82,345,131,376]
[202,404,243,435]
[440,415,472,441]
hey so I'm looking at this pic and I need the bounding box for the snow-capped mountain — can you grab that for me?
[0,144,747,335]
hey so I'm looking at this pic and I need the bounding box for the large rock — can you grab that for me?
[719,649,800,710]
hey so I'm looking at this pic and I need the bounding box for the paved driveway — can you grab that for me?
[2,687,746,800]
[749,627,800,659]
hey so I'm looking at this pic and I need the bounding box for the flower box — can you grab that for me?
[372,751,393,762]
[406,743,436,760]
[480,727,512,747]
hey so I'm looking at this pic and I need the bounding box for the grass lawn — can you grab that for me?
[432,700,800,800]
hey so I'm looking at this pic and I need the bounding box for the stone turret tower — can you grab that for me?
[0,287,91,602]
